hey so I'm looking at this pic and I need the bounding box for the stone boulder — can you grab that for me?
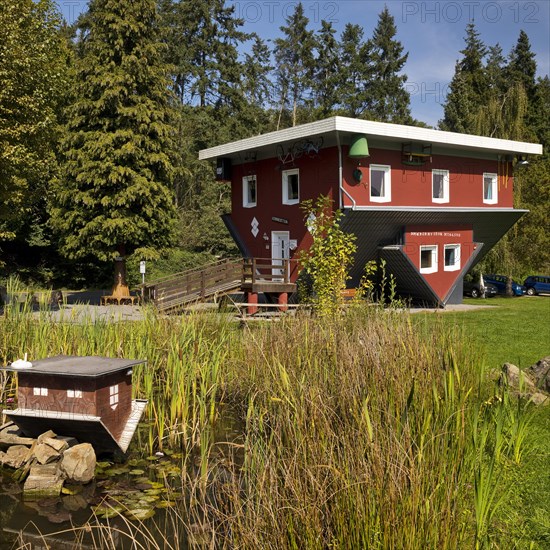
[501,362,549,405]
[1,444,32,469]
[23,463,64,499]
[0,423,34,450]
[60,443,96,484]
[33,442,61,465]
[527,356,550,393]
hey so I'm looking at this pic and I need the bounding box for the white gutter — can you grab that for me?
[336,131,356,211]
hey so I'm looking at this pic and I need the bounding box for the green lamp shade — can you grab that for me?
[348,134,370,158]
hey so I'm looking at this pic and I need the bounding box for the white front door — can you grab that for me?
[271,231,290,280]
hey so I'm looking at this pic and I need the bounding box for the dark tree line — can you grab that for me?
[0,0,547,288]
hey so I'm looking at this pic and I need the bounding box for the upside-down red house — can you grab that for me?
[199,117,542,306]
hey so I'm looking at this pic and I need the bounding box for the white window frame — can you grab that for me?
[242,175,257,208]
[444,244,461,272]
[33,387,48,396]
[282,169,299,205]
[109,384,119,409]
[369,164,391,203]
[67,389,83,399]
[419,245,438,274]
[483,173,498,204]
[432,169,449,203]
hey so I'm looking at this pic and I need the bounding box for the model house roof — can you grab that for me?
[2,355,145,377]
[199,116,542,162]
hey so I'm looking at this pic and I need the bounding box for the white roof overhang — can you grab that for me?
[198,116,542,163]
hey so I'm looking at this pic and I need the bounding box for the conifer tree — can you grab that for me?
[440,22,487,132]
[312,20,341,118]
[507,30,537,102]
[339,24,371,118]
[364,6,412,123]
[274,2,316,128]
[0,0,68,251]
[50,0,177,286]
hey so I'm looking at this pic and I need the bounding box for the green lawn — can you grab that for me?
[423,296,550,369]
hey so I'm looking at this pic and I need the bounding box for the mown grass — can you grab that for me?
[417,296,549,369]
[0,292,547,549]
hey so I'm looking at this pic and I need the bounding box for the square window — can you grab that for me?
[67,389,83,398]
[444,244,461,271]
[33,387,48,396]
[432,170,449,203]
[483,173,497,204]
[419,245,438,274]
[242,175,257,208]
[109,384,119,408]
[282,169,299,205]
[369,165,391,202]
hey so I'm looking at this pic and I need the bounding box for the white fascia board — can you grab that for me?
[198,116,542,160]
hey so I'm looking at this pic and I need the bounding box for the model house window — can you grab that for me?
[444,244,461,271]
[282,169,299,205]
[483,173,498,204]
[242,175,257,208]
[370,165,391,202]
[419,245,438,274]
[33,387,48,396]
[109,384,119,409]
[67,389,83,398]
[432,169,449,203]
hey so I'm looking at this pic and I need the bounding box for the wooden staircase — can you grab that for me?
[143,259,243,313]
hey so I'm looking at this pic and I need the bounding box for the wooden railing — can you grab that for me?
[143,258,243,312]
[242,257,298,285]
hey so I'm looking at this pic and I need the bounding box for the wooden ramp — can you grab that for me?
[143,259,244,313]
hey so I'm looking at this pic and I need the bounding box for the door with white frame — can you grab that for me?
[271,231,290,281]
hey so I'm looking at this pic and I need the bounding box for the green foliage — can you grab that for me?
[50,0,177,265]
[298,195,357,315]
[0,0,69,246]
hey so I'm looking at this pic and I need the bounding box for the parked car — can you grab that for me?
[523,275,550,296]
[483,274,526,296]
[463,281,498,298]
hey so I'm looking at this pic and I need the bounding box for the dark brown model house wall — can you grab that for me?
[95,371,133,439]
[18,373,97,416]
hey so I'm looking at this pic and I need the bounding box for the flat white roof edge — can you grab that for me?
[345,206,529,213]
[4,408,101,422]
[199,116,542,159]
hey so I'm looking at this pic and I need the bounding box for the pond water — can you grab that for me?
[0,409,244,549]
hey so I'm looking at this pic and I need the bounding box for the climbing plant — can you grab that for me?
[298,195,356,316]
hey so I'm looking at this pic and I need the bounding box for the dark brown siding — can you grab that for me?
[95,371,133,439]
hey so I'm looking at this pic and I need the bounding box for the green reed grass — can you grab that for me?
[0,295,537,549]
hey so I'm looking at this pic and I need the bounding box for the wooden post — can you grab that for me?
[277,292,288,312]
[247,292,258,315]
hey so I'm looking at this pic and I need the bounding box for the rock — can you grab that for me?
[502,363,537,392]
[527,356,550,393]
[33,442,60,465]
[23,463,64,499]
[42,436,69,454]
[1,445,32,469]
[60,443,96,484]
[37,430,57,443]
[529,392,549,406]
[0,423,35,449]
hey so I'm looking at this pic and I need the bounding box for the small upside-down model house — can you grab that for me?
[1,356,147,454]
[199,117,542,306]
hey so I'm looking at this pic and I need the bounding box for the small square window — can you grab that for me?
[369,165,391,203]
[282,169,299,205]
[432,169,449,203]
[444,244,461,271]
[483,173,498,204]
[242,175,257,208]
[33,387,48,396]
[109,384,119,409]
[419,245,438,274]
[67,389,83,398]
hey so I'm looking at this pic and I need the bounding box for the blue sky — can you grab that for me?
[56,0,549,127]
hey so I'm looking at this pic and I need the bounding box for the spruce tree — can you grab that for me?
[50,0,177,287]
[507,30,537,102]
[440,22,487,132]
[312,20,341,118]
[364,6,412,124]
[339,24,371,118]
[273,2,316,128]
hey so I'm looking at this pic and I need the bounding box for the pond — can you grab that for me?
[0,410,244,549]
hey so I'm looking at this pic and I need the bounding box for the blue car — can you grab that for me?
[483,274,526,296]
[523,275,550,296]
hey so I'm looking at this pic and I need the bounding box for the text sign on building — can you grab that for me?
[272,216,289,224]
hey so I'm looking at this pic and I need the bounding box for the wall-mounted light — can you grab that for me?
[263,232,269,241]
[348,134,370,158]
[517,155,529,166]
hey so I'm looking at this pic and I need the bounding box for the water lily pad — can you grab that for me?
[92,503,124,519]
[140,495,159,503]
[124,507,156,521]
[96,461,112,469]
[105,466,130,476]
[62,485,84,496]
[129,469,145,476]
[156,500,176,509]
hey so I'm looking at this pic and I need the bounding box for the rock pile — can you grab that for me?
[501,356,550,405]
[0,423,96,498]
